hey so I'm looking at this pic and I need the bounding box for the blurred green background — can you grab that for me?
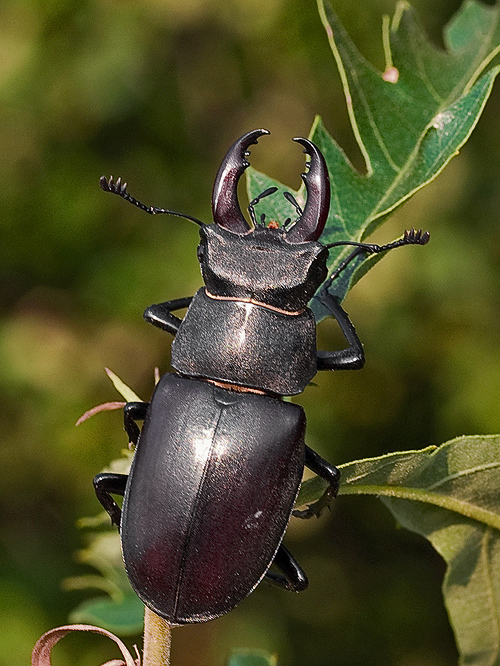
[2,0,500,664]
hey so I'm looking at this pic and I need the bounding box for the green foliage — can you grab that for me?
[65,530,143,635]
[68,377,141,635]
[348,436,500,666]
[69,593,145,637]
[298,436,500,665]
[4,0,500,664]
[247,0,500,318]
[288,435,500,665]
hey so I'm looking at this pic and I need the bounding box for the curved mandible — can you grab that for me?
[212,129,270,233]
[286,138,331,243]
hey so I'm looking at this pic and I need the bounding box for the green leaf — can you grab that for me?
[227,650,278,666]
[384,501,500,666]
[298,436,500,666]
[338,435,500,525]
[247,0,500,318]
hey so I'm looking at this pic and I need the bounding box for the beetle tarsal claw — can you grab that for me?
[293,487,335,520]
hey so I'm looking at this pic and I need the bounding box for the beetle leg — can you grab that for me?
[143,296,193,335]
[93,473,128,527]
[293,446,340,519]
[264,544,308,592]
[316,290,365,371]
[124,401,149,445]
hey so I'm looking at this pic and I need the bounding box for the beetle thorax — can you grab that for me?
[197,225,328,312]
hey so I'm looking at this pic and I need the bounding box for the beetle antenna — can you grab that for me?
[283,191,303,229]
[100,176,205,227]
[325,228,430,252]
[248,187,278,225]
[326,228,430,286]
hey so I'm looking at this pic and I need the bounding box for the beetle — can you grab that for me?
[94,129,429,624]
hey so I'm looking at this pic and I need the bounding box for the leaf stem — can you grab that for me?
[143,607,172,666]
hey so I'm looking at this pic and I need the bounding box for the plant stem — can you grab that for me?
[143,607,172,666]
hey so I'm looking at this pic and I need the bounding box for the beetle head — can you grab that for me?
[201,130,331,311]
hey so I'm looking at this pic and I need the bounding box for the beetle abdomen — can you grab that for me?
[121,373,305,624]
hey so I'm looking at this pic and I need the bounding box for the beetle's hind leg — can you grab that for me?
[264,544,308,592]
[94,473,128,527]
[293,446,340,519]
[124,401,149,445]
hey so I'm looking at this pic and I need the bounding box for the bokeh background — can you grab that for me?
[2,0,500,664]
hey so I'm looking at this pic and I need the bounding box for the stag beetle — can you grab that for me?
[95,129,429,624]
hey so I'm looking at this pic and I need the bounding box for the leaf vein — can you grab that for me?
[427,461,500,490]
[411,36,444,105]
[339,484,500,531]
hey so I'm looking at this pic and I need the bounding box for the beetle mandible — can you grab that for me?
[95,129,429,624]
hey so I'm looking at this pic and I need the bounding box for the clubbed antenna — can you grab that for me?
[326,228,430,252]
[326,228,430,285]
[100,176,205,227]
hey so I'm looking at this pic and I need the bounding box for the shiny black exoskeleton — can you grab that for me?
[95,129,429,624]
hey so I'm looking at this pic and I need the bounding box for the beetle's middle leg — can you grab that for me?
[293,446,340,519]
[94,473,128,527]
[264,544,308,592]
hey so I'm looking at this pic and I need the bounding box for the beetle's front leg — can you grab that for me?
[143,296,193,335]
[94,473,128,527]
[124,401,149,445]
[293,446,340,519]
[316,289,364,371]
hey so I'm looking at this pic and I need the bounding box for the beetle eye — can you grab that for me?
[197,244,204,263]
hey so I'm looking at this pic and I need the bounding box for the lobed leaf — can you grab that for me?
[247,0,500,318]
